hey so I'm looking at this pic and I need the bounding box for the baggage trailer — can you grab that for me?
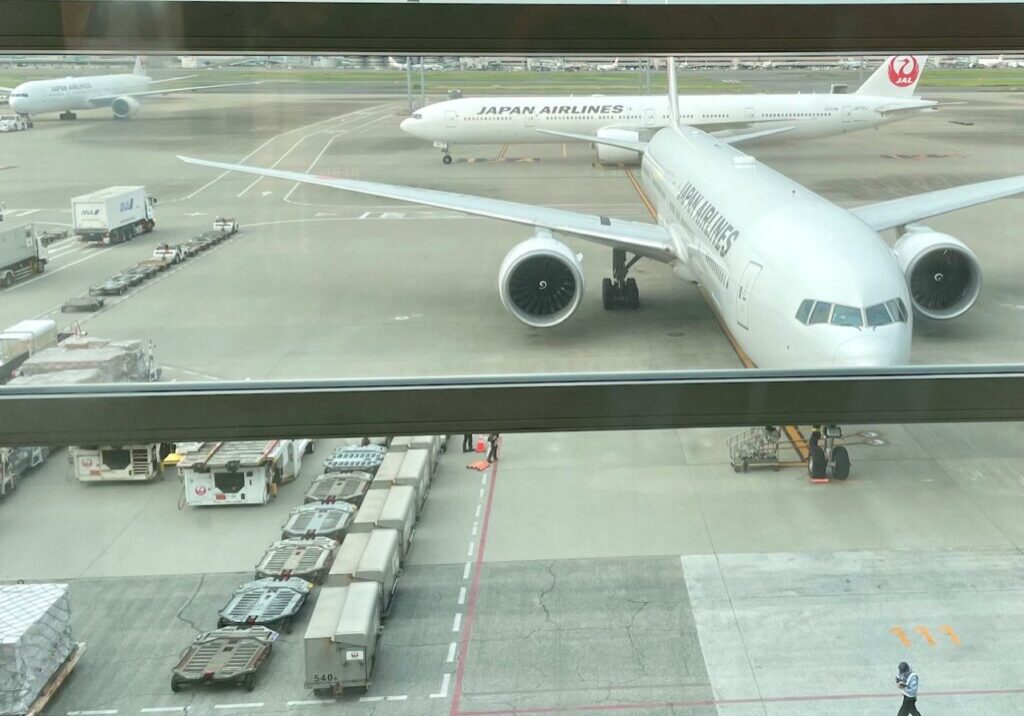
[72,186,156,245]
[179,440,306,506]
[350,489,388,535]
[377,486,417,557]
[281,502,357,541]
[395,449,431,511]
[0,224,47,290]
[326,528,402,616]
[170,626,277,693]
[73,443,172,482]
[0,319,57,384]
[303,472,372,507]
[0,446,52,497]
[303,583,382,695]
[256,537,339,584]
[369,451,404,491]
[217,578,312,633]
[323,445,387,475]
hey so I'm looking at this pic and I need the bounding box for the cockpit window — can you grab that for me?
[795,299,813,324]
[808,301,831,325]
[411,113,422,120]
[865,303,893,327]
[886,298,909,323]
[831,304,863,327]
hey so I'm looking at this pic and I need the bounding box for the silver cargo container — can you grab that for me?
[281,502,357,541]
[395,449,430,510]
[350,489,388,534]
[304,472,372,506]
[326,529,401,616]
[303,583,381,694]
[369,451,404,491]
[255,537,339,584]
[378,486,417,557]
[0,584,75,716]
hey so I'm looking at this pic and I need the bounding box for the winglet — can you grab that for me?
[667,56,680,129]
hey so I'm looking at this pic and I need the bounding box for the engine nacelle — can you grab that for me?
[893,224,982,320]
[111,96,141,119]
[595,128,643,164]
[498,231,584,328]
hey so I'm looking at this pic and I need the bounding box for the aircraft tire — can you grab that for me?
[625,278,640,309]
[442,154,452,165]
[601,278,615,310]
[808,445,827,480]
[830,446,851,480]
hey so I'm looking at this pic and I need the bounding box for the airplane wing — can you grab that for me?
[88,81,259,103]
[851,175,1024,231]
[148,74,199,84]
[177,156,677,262]
[538,125,793,150]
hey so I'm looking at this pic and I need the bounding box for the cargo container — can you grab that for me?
[303,472,372,507]
[369,451,404,491]
[377,486,417,557]
[281,502,357,541]
[303,583,381,695]
[255,537,339,584]
[395,449,431,510]
[326,528,401,616]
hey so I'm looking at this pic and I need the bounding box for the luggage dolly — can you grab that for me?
[217,578,313,634]
[304,471,373,507]
[807,425,851,481]
[170,626,277,693]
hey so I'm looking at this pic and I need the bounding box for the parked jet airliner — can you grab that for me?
[402,55,936,163]
[0,57,255,122]
[180,57,1023,373]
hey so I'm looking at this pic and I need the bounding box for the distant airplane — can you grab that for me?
[596,58,620,71]
[388,57,445,71]
[1,56,256,122]
[401,55,939,164]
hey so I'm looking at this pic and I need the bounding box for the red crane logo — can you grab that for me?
[888,56,920,87]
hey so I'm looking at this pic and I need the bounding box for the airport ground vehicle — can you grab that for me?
[1,223,48,289]
[216,578,312,633]
[88,275,131,296]
[213,216,239,234]
[304,583,381,695]
[0,446,52,498]
[171,626,276,693]
[0,319,58,384]
[152,243,184,264]
[178,440,308,506]
[72,186,156,244]
[0,114,29,132]
[61,295,104,313]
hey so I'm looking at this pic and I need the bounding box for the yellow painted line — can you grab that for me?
[890,626,912,648]
[941,625,961,646]
[914,625,936,646]
[497,144,509,160]
[623,167,808,464]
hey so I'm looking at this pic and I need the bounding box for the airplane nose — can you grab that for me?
[833,334,909,367]
[400,117,417,134]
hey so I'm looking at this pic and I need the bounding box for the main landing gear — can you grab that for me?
[807,425,851,481]
[59,111,78,121]
[602,248,641,310]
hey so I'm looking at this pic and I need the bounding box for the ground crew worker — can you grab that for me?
[895,662,921,716]
[486,433,499,463]
[462,433,473,453]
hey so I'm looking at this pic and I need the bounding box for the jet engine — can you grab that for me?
[893,224,982,320]
[111,96,141,119]
[498,231,584,328]
[595,128,643,164]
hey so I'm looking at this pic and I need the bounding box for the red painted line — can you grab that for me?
[450,459,500,716]
[457,686,1024,716]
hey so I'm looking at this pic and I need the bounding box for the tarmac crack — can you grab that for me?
[175,573,208,635]
[621,598,651,682]
[538,561,557,625]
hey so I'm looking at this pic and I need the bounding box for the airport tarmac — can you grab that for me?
[2,79,1024,715]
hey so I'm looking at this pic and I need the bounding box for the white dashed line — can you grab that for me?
[141,708,187,713]
[213,704,264,710]
[71,711,118,715]
[458,586,467,605]
[471,521,478,536]
[385,696,408,702]
[452,612,463,632]
[479,488,485,499]
[430,673,452,699]
[467,541,475,558]
[463,562,471,579]
[358,697,383,703]
[475,504,482,518]
[285,700,334,707]
[481,474,487,485]
[446,641,457,662]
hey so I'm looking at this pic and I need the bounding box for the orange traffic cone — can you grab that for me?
[475,437,486,453]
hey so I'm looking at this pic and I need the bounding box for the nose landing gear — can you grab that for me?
[601,248,642,310]
[435,142,452,164]
[807,425,851,481]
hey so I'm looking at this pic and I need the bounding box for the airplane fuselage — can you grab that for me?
[8,73,151,116]
[401,93,934,147]
[639,126,913,368]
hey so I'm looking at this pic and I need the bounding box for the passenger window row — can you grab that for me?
[795,297,908,328]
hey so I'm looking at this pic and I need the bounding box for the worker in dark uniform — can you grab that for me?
[462,433,473,453]
[486,433,499,463]
[895,662,921,716]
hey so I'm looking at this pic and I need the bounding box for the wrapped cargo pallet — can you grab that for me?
[0,584,75,716]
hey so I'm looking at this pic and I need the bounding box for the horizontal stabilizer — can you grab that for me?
[535,128,647,153]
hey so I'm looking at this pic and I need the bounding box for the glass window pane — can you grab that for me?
[809,302,832,325]
[866,303,893,327]
[795,299,813,324]
[831,305,863,327]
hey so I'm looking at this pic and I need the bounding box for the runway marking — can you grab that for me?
[480,474,487,485]
[467,541,474,557]
[237,132,314,197]
[13,208,40,217]
[478,488,485,499]
[385,696,408,701]
[463,562,471,579]
[914,625,936,646]
[358,696,383,703]
[69,711,118,715]
[452,612,463,632]
[471,522,478,536]
[474,504,481,518]
[285,700,334,707]
[890,626,912,647]
[497,144,509,160]
[942,625,962,645]
[213,704,263,710]
[458,586,467,605]
[431,673,452,699]
[447,641,457,662]
[141,708,188,713]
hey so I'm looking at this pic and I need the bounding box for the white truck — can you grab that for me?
[0,223,48,289]
[0,114,29,132]
[0,319,58,384]
[72,186,156,245]
[179,440,311,506]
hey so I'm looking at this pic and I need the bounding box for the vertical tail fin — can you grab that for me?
[855,55,927,97]
[667,56,680,128]
[133,56,145,75]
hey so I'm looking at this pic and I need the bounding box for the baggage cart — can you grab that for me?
[281,502,357,541]
[170,626,277,693]
[323,445,386,475]
[303,583,381,695]
[217,578,312,633]
[303,472,372,506]
[255,537,339,584]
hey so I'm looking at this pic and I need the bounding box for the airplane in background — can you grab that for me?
[401,55,939,163]
[388,57,446,72]
[179,57,1024,477]
[596,58,620,71]
[1,56,256,122]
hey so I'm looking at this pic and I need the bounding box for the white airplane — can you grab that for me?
[0,57,256,122]
[388,57,445,72]
[596,58,620,71]
[401,55,937,163]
